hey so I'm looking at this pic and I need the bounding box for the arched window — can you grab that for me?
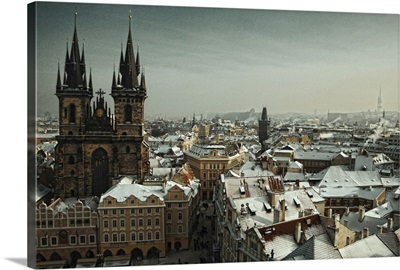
[68,156,75,164]
[124,105,132,123]
[69,104,76,124]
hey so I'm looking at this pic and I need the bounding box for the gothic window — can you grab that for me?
[68,156,75,164]
[124,104,132,123]
[69,104,76,124]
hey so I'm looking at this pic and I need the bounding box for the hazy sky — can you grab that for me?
[34,1,399,119]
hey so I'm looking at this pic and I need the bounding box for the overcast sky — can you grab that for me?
[34,1,399,119]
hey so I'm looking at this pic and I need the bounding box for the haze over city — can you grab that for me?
[35,1,399,119]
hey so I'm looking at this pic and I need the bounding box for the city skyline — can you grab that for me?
[35,2,399,119]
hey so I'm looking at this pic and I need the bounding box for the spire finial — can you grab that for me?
[129,10,132,31]
[74,7,78,28]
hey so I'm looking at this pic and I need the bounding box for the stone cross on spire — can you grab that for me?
[96,88,106,99]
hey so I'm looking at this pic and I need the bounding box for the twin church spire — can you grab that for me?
[57,10,146,94]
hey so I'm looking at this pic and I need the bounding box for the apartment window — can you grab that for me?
[178,212,183,220]
[167,203,171,208]
[147,219,152,226]
[155,231,160,240]
[155,208,160,213]
[147,231,152,241]
[130,209,135,214]
[120,233,126,242]
[112,233,118,242]
[112,209,117,215]
[139,209,143,214]
[104,234,109,243]
[131,199,135,204]
[104,220,109,228]
[139,232,144,241]
[167,225,172,233]
[131,219,136,227]
[120,219,125,227]
[167,212,171,220]
[108,200,112,205]
[50,236,57,246]
[120,209,125,215]
[178,225,183,233]
[112,220,117,228]
[79,235,86,245]
[70,235,77,245]
[139,219,143,227]
[89,235,96,244]
[41,237,48,247]
[155,218,160,226]
[131,232,136,241]
[147,208,152,214]
[104,210,108,215]
[178,203,182,208]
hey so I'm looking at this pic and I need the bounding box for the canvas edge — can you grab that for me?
[27,2,38,269]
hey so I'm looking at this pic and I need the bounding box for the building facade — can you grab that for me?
[184,144,245,200]
[35,199,99,268]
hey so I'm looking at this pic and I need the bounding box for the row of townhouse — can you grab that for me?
[35,164,200,268]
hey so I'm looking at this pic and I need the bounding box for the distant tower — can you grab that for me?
[377,86,382,113]
[258,106,270,148]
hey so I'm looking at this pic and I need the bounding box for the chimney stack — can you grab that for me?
[358,207,365,222]
[273,209,281,223]
[387,218,393,232]
[327,208,332,218]
[363,227,369,238]
[280,199,286,221]
[377,225,383,234]
[298,210,304,218]
[295,222,302,243]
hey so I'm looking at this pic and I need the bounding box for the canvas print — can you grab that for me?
[28,1,400,269]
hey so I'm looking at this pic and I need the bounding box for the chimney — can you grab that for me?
[358,207,365,222]
[377,225,383,234]
[387,218,393,232]
[270,192,276,208]
[295,179,300,188]
[273,209,281,223]
[363,227,369,238]
[334,214,340,222]
[280,199,286,222]
[298,210,304,218]
[343,219,348,227]
[295,222,302,243]
[345,207,350,216]
[327,208,332,218]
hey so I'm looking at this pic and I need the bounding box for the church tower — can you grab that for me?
[56,12,93,136]
[258,106,270,149]
[111,13,150,179]
[54,12,150,199]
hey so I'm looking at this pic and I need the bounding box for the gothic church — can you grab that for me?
[54,14,150,199]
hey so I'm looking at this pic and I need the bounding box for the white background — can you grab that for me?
[1,0,399,269]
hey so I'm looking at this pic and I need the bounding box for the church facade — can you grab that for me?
[54,14,150,199]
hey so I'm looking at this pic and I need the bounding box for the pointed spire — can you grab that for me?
[121,10,139,89]
[112,64,117,88]
[83,72,87,88]
[56,62,62,90]
[136,44,140,76]
[119,43,124,73]
[261,106,267,120]
[140,66,146,90]
[88,67,93,95]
